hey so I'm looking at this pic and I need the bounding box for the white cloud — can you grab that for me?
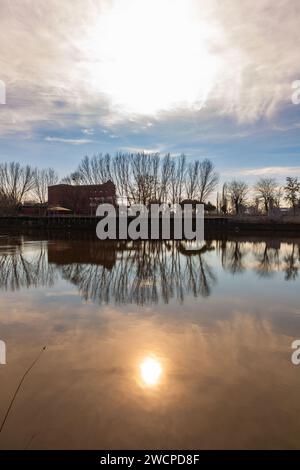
[0,0,299,135]
[240,167,300,176]
[122,146,163,154]
[82,128,95,135]
[222,166,300,180]
[45,137,94,145]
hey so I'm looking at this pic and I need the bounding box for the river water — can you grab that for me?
[0,233,300,449]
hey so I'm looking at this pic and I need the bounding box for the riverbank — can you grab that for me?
[0,214,300,235]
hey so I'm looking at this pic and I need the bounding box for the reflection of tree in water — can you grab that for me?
[60,241,217,305]
[2,237,299,304]
[254,244,280,278]
[218,240,247,274]
[284,244,300,281]
[0,239,56,290]
[181,242,216,298]
[252,241,299,280]
[216,239,300,281]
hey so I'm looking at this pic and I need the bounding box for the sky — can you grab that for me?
[0,0,300,186]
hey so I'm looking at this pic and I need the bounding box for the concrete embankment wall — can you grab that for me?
[0,215,299,236]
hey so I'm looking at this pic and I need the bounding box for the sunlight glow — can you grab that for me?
[86,0,222,115]
[140,357,162,386]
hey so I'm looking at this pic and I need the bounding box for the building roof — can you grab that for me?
[49,180,115,189]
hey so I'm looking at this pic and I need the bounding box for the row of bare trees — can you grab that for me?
[62,153,219,205]
[0,153,219,212]
[1,155,300,215]
[0,162,58,212]
[219,177,300,215]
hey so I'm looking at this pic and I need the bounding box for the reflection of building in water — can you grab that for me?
[265,239,281,250]
[48,241,118,270]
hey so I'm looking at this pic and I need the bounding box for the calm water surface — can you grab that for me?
[0,233,300,449]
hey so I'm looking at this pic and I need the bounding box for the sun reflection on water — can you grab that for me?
[140,356,162,387]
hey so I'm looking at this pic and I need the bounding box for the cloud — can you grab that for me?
[221,166,300,183]
[45,137,95,145]
[0,0,299,137]
[239,167,300,176]
[121,146,163,154]
[82,128,95,135]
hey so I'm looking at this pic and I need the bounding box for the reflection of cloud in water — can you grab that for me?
[1,235,300,448]
[0,309,299,449]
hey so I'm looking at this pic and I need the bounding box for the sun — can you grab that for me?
[86,0,222,116]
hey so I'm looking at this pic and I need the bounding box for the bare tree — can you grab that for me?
[158,153,173,202]
[284,177,300,215]
[33,168,58,203]
[227,180,248,214]
[185,161,200,199]
[198,159,219,202]
[77,155,93,184]
[70,154,113,185]
[130,152,160,204]
[0,162,35,209]
[112,152,132,202]
[255,177,278,213]
[170,154,186,203]
[92,153,112,183]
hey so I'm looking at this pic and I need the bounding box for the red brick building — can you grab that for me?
[48,181,116,215]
